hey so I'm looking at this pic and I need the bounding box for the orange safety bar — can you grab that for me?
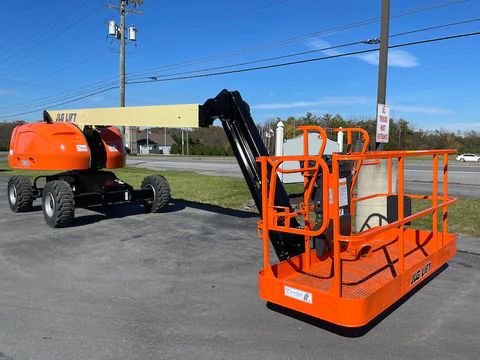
[257,125,457,326]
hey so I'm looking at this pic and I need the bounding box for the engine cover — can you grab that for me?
[8,122,126,171]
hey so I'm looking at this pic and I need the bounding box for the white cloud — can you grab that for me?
[391,104,453,115]
[356,50,418,67]
[252,96,369,110]
[306,39,419,68]
[0,89,11,95]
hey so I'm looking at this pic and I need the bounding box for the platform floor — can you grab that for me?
[287,231,446,299]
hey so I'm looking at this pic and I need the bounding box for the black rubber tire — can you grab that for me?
[7,176,34,212]
[141,175,171,213]
[42,180,75,228]
[460,158,465,162]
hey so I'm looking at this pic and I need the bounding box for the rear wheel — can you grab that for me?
[141,175,171,213]
[7,176,34,212]
[42,180,75,228]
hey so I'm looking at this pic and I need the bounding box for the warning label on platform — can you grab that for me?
[339,178,348,208]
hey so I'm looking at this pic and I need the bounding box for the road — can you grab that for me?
[127,156,480,198]
[3,152,479,197]
[0,176,479,360]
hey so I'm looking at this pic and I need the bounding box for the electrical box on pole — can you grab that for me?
[108,20,117,36]
[128,25,137,41]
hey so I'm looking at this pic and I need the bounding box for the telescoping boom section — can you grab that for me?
[8,89,457,327]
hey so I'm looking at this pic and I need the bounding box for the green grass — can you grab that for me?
[1,160,478,236]
[412,197,480,237]
[404,154,458,161]
[0,161,252,210]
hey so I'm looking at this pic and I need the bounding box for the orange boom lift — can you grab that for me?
[7,90,456,327]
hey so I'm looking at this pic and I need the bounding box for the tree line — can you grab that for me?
[1,115,479,155]
[260,113,480,154]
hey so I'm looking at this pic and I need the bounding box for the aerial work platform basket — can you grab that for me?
[257,126,457,327]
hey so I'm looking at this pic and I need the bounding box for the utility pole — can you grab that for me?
[164,127,167,156]
[375,0,391,150]
[356,0,393,233]
[119,0,126,108]
[181,129,184,156]
[146,128,149,154]
[108,0,142,153]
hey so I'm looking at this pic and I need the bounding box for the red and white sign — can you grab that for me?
[376,104,390,143]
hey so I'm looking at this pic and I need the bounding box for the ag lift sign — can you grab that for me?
[376,104,390,143]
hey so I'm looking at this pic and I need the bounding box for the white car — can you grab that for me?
[456,153,480,162]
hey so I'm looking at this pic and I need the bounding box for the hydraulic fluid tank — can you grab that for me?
[355,159,398,232]
[100,126,126,169]
[8,122,91,171]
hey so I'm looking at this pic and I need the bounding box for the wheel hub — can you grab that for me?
[145,184,156,204]
[9,185,17,205]
[44,193,55,217]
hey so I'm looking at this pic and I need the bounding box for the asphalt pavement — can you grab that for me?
[0,176,479,360]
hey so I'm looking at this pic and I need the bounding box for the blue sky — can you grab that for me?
[0,0,479,131]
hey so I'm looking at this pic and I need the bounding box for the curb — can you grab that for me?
[457,235,480,254]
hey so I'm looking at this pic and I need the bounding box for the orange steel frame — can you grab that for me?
[257,126,457,327]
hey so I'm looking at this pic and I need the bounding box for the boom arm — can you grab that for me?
[46,89,304,260]
[200,90,304,260]
[46,104,201,129]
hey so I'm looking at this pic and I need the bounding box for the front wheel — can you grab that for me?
[42,180,75,228]
[8,176,34,212]
[460,158,465,162]
[141,175,171,213]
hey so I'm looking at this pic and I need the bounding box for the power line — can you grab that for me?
[126,21,480,82]
[0,0,79,56]
[1,81,119,112]
[0,0,472,115]
[1,0,468,111]
[0,0,93,64]
[391,17,480,38]
[124,31,480,84]
[0,1,106,77]
[126,0,471,79]
[0,23,106,79]
[126,31,480,85]
[2,51,110,93]
[141,0,294,41]
[0,85,118,119]
[0,79,119,113]
[128,41,365,81]
[1,30,478,119]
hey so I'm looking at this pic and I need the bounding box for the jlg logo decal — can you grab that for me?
[410,262,432,286]
[56,112,77,122]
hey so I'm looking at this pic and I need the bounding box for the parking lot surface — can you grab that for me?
[0,177,479,360]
